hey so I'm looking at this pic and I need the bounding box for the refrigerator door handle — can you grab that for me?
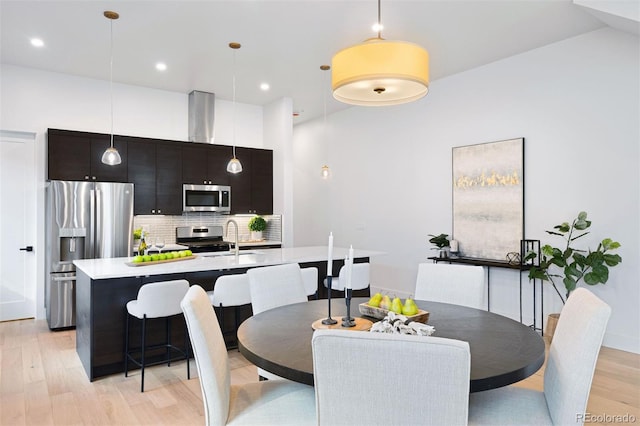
[89,189,96,258]
[52,275,76,282]
[95,188,102,258]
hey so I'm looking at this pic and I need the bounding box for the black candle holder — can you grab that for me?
[321,276,338,325]
[342,288,356,327]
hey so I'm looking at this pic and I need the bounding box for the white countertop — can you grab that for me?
[74,246,384,280]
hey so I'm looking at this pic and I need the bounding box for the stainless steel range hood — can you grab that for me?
[188,90,216,143]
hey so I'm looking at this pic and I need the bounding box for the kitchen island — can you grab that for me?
[74,246,382,381]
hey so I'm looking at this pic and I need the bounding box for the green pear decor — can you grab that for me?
[525,211,622,304]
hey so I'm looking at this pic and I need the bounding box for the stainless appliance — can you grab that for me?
[175,225,231,253]
[45,180,134,329]
[183,184,230,213]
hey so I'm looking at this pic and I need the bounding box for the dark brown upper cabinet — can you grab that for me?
[128,138,182,215]
[47,128,127,182]
[230,147,273,214]
[182,143,232,186]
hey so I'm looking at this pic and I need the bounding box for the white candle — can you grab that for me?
[344,255,351,291]
[327,232,333,276]
[346,245,354,290]
[450,239,459,253]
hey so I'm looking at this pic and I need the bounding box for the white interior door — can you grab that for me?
[0,130,37,321]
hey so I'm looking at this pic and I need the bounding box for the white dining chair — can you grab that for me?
[181,285,316,426]
[312,329,471,426]
[248,263,309,380]
[301,266,319,299]
[206,273,251,349]
[247,263,308,314]
[414,262,485,310]
[323,262,370,292]
[468,287,611,425]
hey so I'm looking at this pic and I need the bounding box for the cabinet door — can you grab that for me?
[251,149,273,214]
[156,141,183,215]
[90,134,128,182]
[127,138,156,215]
[207,145,231,186]
[229,147,252,214]
[182,144,209,184]
[48,129,91,180]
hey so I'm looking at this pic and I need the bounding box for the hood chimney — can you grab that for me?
[188,90,216,143]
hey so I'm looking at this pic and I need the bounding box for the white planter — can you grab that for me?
[250,231,263,241]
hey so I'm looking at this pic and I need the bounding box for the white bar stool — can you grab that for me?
[301,266,319,299]
[125,279,191,392]
[207,274,251,349]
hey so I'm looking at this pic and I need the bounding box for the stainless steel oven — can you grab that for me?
[183,184,231,213]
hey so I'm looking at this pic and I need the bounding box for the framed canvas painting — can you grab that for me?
[452,138,524,260]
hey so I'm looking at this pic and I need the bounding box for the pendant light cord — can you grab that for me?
[377,0,382,39]
[109,17,114,149]
[232,48,237,159]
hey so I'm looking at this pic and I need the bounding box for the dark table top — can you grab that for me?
[237,297,545,392]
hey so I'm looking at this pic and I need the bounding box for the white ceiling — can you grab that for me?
[0,1,634,123]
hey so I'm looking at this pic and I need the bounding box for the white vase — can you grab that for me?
[251,231,263,241]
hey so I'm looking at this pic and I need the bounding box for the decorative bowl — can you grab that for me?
[358,303,429,324]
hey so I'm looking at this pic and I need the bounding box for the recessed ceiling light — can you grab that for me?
[30,38,44,47]
[260,83,270,91]
[155,62,167,71]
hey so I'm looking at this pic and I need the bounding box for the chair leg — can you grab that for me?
[234,306,240,349]
[124,312,130,377]
[166,316,172,367]
[141,315,146,393]
[185,322,191,380]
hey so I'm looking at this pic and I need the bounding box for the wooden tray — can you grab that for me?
[125,255,197,267]
[358,303,429,324]
[311,317,373,331]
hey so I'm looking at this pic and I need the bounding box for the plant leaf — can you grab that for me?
[603,253,622,267]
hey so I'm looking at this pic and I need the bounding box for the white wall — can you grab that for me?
[292,27,640,353]
[0,65,265,319]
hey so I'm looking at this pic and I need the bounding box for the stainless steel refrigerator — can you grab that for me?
[45,180,134,329]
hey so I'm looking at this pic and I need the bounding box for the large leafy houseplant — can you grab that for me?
[525,211,622,304]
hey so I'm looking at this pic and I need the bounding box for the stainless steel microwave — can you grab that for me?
[183,184,231,213]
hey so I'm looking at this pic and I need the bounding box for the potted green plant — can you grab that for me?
[525,211,622,338]
[133,228,142,245]
[428,233,450,258]
[248,215,267,241]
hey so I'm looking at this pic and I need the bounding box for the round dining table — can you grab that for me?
[237,297,545,392]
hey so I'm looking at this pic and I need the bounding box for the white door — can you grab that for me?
[0,130,37,321]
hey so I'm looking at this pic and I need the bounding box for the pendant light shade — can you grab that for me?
[331,0,429,106]
[227,42,243,174]
[101,145,121,166]
[101,10,122,166]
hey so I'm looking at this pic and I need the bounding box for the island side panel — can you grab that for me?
[75,269,92,380]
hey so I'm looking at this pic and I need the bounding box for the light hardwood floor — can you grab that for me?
[1,319,638,425]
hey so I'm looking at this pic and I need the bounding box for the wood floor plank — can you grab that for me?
[1,318,638,425]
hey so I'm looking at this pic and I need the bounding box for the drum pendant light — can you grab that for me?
[331,0,429,106]
[101,11,122,166]
[226,42,243,174]
[320,65,331,180]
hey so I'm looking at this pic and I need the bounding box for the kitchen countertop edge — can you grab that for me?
[74,246,384,280]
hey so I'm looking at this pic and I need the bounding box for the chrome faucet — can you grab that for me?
[226,219,239,256]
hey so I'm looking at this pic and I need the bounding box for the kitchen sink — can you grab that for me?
[200,250,264,257]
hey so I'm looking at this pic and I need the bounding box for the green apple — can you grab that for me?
[185,250,193,257]
[159,253,167,261]
[143,255,152,262]
[151,254,160,261]
[178,250,187,257]
[132,255,143,263]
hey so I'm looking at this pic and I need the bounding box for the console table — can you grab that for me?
[427,256,543,334]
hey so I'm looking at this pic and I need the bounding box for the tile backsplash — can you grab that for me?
[133,213,282,244]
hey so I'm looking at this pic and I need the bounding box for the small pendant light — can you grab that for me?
[320,65,331,179]
[101,11,122,166]
[226,42,243,174]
